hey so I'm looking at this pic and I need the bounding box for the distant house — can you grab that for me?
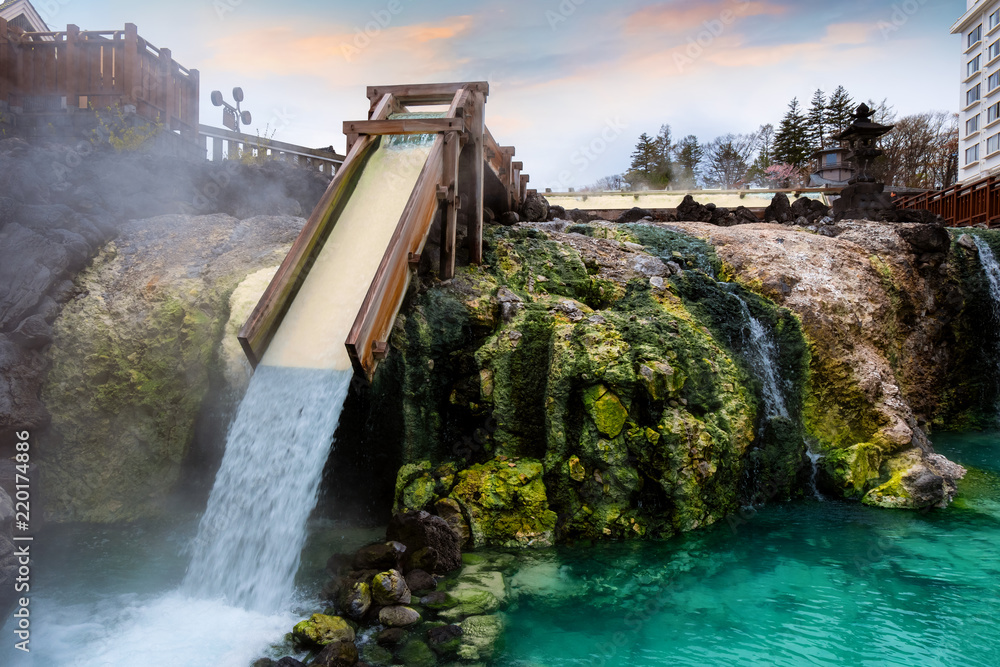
[0,0,48,33]
[810,146,854,187]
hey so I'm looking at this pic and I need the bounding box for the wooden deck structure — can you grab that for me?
[199,124,344,175]
[239,82,528,382]
[0,21,199,142]
[895,174,1000,228]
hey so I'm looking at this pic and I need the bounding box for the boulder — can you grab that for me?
[386,511,462,573]
[378,605,422,627]
[548,204,567,221]
[763,193,793,223]
[520,192,550,223]
[675,195,712,222]
[275,659,306,667]
[434,497,471,546]
[371,569,411,606]
[352,542,405,571]
[458,615,505,662]
[398,640,436,667]
[9,314,52,349]
[404,569,437,595]
[616,207,654,224]
[376,627,407,646]
[292,614,355,647]
[789,196,831,223]
[897,223,950,254]
[500,211,520,226]
[427,624,464,657]
[338,580,372,621]
[311,640,359,667]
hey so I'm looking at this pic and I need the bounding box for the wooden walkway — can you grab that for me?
[895,174,1000,228]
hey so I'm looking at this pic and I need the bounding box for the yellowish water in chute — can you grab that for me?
[261,136,433,370]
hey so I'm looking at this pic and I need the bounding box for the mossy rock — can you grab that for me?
[398,639,436,667]
[292,614,355,647]
[449,458,557,548]
[582,384,629,438]
[458,614,505,662]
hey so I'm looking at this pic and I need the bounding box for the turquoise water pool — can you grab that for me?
[498,433,1000,666]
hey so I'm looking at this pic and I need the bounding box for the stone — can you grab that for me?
[548,204,567,221]
[378,605,422,627]
[274,659,306,667]
[434,497,471,546]
[387,511,463,573]
[371,569,412,606]
[676,195,712,222]
[500,211,520,225]
[582,384,629,438]
[427,624,464,657]
[459,615,505,662]
[520,192,550,223]
[292,614,355,647]
[437,572,505,621]
[251,659,276,667]
[311,640,359,667]
[339,581,372,621]
[398,640,436,667]
[352,541,406,571]
[360,643,393,665]
[408,547,439,573]
[376,627,407,646]
[404,569,437,595]
[897,224,950,254]
[616,207,654,224]
[9,314,53,349]
[763,193,793,223]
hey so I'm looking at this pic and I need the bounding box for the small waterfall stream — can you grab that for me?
[728,292,789,421]
[974,236,1000,409]
[182,366,352,611]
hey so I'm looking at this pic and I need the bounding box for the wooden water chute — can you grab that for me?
[238,81,529,383]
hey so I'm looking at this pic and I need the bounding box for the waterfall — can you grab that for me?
[804,439,826,501]
[974,235,1000,305]
[182,365,352,611]
[728,292,789,420]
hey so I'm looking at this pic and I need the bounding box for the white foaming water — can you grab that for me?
[182,365,352,611]
[804,439,826,501]
[729,292,789,420]
[974,235,1000,303]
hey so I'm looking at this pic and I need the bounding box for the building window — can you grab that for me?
[989,133,1000,155]
[990,71,1000,91]
[970,55,982,77]
[972,24,983,47]
[991,10,1000,30]
[967,144,981,164]
[825,153,838,166]
[969,114,981,135]
[990,102,1000,123]
[991,40,1000,60]
[968,83,982,106]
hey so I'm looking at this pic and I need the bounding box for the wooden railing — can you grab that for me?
[199,124,344,175]
[0,21,199,142]
[895,174,1000,227]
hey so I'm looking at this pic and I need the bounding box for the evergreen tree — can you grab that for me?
[654,124,674,186]
[807,88,828,150]
[826,85,856,138]
[674,134,703,187]
[773,98,812,168]
[626,132,662,189]
[747,123,775,186]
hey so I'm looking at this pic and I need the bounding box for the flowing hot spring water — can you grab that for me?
[0,134,433,666]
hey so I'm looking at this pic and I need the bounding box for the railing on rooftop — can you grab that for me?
[0,21,199,142]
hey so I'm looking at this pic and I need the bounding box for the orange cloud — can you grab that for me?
[624,0,787,35]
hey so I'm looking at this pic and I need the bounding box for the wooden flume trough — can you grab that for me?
[238,81,529,382]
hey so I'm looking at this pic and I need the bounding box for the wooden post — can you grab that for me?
[440,130,461,279]
[64,25,79,109]
[212,136,223,161]
[159,47,173,130]
[123,23,139,108]
[187,68,200,143]
[0,18,8,106]
[468,90,485,265]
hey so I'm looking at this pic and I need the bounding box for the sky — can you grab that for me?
[45,0,966,190]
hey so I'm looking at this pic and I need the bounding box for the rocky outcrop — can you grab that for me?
[519,192,550,223]
[0,138,329,446]
[40,213,304,522]
[668,220,968,508]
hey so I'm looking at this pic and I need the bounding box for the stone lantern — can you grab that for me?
[832,103,896,220]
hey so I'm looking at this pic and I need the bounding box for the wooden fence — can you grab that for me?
[199,125,344,175]
[895,174,1000,228]
[0,21,199,142]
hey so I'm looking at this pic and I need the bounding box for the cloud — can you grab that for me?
[624,0,787,35]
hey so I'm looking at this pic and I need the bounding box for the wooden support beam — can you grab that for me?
[367,81,489,106]
[466,91,486,264]
[440,130,461,280]
[344,117,465,136]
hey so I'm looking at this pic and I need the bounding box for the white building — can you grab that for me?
[0,0,48,32]
[953,0,1000,182]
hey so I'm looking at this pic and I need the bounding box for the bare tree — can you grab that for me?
[877,112,958,189]
[702,133,758,188]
